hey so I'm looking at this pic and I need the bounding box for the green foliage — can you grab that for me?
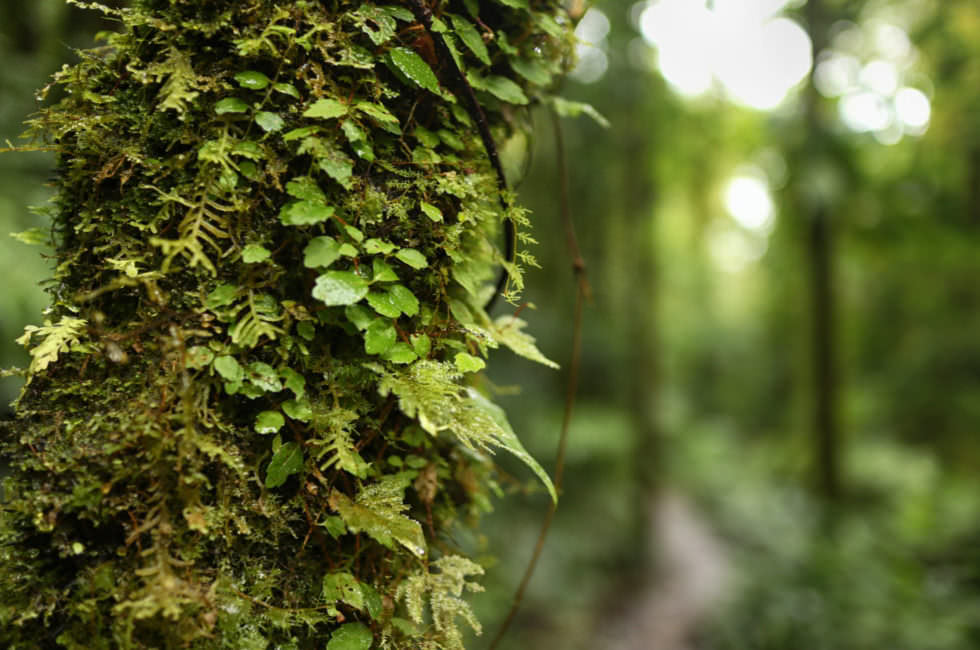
[0,0,574,647]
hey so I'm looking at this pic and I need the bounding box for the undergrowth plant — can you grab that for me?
[0,1,578,647]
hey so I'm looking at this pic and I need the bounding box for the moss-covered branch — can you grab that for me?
[0,1,573,648]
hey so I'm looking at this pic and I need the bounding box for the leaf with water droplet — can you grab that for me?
[387,47,441,94]
[235,70,271,90]
[329,474,426,557]
[420,200,443,222]
[313,271,370,306]
[255,111,284,133]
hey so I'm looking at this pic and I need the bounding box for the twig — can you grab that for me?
[406,0,516,309]
[488,107,589,650]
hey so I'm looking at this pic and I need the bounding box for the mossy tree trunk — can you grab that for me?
[0,2,572,648]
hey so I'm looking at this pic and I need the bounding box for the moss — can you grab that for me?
[1,1,572,648]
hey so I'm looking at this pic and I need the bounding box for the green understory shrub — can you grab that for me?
[0,1,576,647]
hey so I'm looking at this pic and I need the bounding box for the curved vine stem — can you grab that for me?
[405,0,516,311]
[488,107,590,650]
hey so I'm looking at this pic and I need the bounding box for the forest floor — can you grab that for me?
[592,491,730,650]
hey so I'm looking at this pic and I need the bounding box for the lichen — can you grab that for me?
[0,1,573,648]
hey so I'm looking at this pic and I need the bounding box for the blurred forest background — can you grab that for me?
[2,1,980,649]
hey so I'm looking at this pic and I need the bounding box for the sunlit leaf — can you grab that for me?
[313,271,370,306]
[255,410,285,434]
[303,98,348,119]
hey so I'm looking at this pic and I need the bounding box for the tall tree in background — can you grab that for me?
[0,1,572,648]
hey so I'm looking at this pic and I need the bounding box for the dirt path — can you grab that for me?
[592,491,729,650]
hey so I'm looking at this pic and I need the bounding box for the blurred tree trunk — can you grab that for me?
[803,0,841,503]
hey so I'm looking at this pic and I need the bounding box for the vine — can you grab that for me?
[0,1,592,648]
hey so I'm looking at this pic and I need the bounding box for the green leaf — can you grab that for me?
[375,362,556,500]
[345,304,375,331]
[510,57,552,86]
[248,361,283,392]
[317,154,354,190]
[420,201,443,222]
[364,318,397,355]
[450,14,491,65]
[215,97,249,114]
[255,111,285,133]
[303,98,348,119]
[303,236,342,269]
[470,73,529,104]
[283,125,320,141]
[279,201,335,226]
[273,82,301,99]
[388,285,420,317]
[265,442,304,488]
[467,388,556,502]
[255,410,285,434]
[213,356,243,382]
[286,176,326,203]
[234,70,271,90]
[313,271,370,306]
[242,244,271,263]
[497,0,529,8]
[345,225,365,242]
[185,346,214,369]
[395,248,428,269]
[410,334,431,358]
[205,283,238,309]
[387,47,441,94]
[454,352,485,373]
[10,228,47,245]
[382,343,418,364]
[342,120,374,161]
[321,515,346,539]
[492,316,559,368]
[361,583,384,619]
[355,101,400,126]
[326,623,373,650]
[365,239,397,256]
[371,257,399,282]
[322,572,366,611]
[548,96,611,128]
[367,292,402,319]
[281,367,306,398]
[329,475,426,557]
[297,320,316,341]
[283,397,313,422]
